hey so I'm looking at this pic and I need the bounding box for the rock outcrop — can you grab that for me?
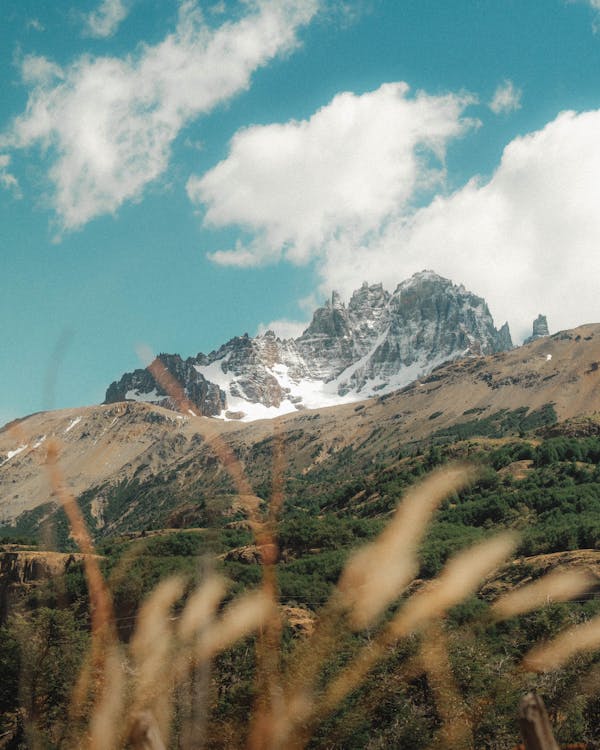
[105,353,225,416]
[524,314,550,344]
[0,550,97,622]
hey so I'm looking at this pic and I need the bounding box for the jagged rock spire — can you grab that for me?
[524,314,550,344]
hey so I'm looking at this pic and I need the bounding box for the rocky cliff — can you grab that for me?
[524,314,550,344]
[105,271,513,420]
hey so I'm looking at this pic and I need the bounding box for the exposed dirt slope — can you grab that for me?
[1,324,600,526]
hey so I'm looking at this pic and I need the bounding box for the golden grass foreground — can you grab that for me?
[37,439,599,750]
[6,357,600,749]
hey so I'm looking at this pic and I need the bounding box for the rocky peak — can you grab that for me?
[104,270,515,420]
[330,290,344,310]
[348,282,390,311]
[496,322,514,352]
[524,314,550,344]
[104,353,225,416]
[338,271,512,393]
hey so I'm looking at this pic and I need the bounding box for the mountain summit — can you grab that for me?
[105,271,512,420]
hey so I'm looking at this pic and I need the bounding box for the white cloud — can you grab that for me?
[26,18,45,32]
[20,55,63,86]
[191,84,600,342]
[189,82,477,266]
[317,109,600,341]
[0,155,20,197]
[210,1,227,14]
[84,0,129,38]
[489,79,522,115]
[2,0,319,231]
[257,318,308,339]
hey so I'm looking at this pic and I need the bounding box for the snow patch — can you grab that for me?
[546,354,552,361]
[194,334,468,422]
[65,416,82,433]
[32,435,46,448]
[1,444,28,467]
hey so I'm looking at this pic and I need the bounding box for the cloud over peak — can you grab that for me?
[2,0,320,231]
[189,80,600,341]
[316,108,600,341]
[189,82,477,266]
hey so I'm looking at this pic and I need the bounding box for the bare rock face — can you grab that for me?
[104,271,513,420]
[0,550,95,622]
[105,353,225,416]
[496,322,513,352]
[524,314,550,344]
[335,271,513,395]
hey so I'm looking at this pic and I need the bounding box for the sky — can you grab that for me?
[2,0,600,425]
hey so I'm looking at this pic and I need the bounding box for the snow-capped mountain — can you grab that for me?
[104,271,513,421]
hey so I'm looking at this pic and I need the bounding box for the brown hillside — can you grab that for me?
[1,323,600,525]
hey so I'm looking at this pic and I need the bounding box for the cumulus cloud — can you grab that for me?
[191,83,600,341]
[20,55,63,86]
[0,155,21,197]
[317,109,600,341]
[489,79,522,115]
[84,0,129,38]
[189,82,477,266]
[2,0,319,231]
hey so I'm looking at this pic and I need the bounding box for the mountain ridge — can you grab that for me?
[105,270,513,420]
[2,322,599,531]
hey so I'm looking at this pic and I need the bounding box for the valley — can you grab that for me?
[2,313,600,748]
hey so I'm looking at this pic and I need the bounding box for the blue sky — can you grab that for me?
[2,0,600,425]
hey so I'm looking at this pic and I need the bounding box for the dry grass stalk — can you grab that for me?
[44,438,120,748]
[88,646,126,750]
[143,352,255,503]
[45,438,114,638]
[389,533,517,638]
[172,571,228,744]
[177,575,228,642]
[129,576,185,744]
[338,465,476,629]
[321,533,517,721]
[420,622,473,749]
[523,614,600,672]
[518,692,560,750]
[248,419,288,750]
[129,710,167,750]
[491,569,595,621]
[275,471,494,745]
[176,575,222,750]
[274,592,350,750]
[145,346,291,746]
[193,589,275,664]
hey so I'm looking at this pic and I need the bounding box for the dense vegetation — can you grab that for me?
[2,418,600,747]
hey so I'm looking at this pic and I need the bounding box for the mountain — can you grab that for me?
[2,322,599,533]
[105,271,513,420]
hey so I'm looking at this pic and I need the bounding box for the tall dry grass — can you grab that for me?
[37,440,598,749]
[5,356,599,748]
